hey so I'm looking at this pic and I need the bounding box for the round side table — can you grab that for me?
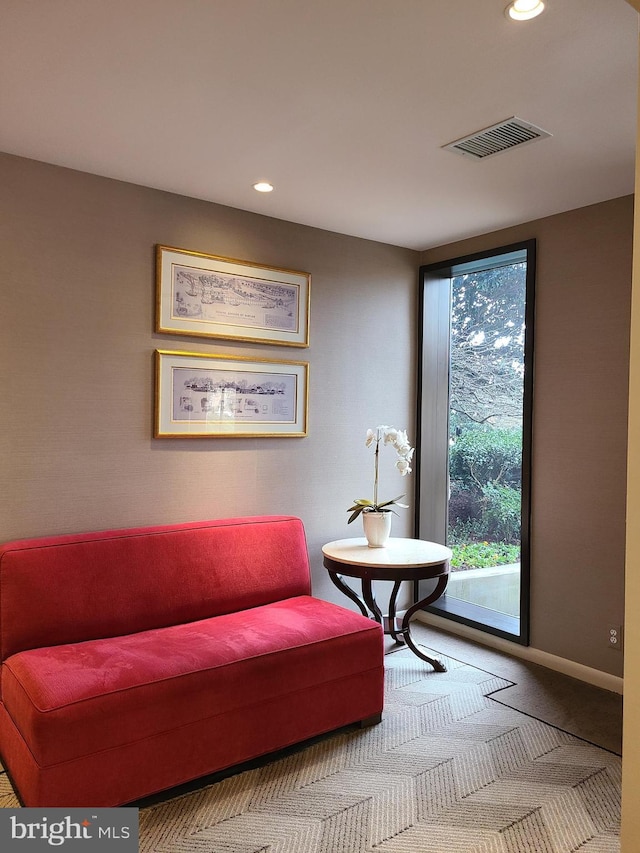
[322,537,452,672]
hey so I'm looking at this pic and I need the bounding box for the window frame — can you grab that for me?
[415,239,536,645]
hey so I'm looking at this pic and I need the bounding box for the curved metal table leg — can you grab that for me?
[361,578,384,624]
[387,580,404,643]
[328,571,369,618]
[328,572,385,624]
[400,575,450,672]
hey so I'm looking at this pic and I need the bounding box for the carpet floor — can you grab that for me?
[139,645,620,852]
[409,622,623,756]
[0,642,622,852]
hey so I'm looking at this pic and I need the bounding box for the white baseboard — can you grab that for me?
[415,611,624,695]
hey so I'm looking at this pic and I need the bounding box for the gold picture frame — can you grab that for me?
[155,350,309,438]
[156,245,310,347]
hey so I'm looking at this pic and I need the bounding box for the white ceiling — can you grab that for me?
[1,0,637,251]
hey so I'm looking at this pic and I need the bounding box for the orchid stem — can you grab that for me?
[373,431,380,507]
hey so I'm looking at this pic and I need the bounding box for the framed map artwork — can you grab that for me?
[155,350,308,438]
[156,245,310,347]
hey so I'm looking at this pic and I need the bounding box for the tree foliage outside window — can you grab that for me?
[448,263,526,567]
[450,263,526,431]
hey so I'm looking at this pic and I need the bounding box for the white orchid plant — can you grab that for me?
[347,425,415,524]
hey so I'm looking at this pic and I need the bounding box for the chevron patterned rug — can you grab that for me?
[133,646,621,852]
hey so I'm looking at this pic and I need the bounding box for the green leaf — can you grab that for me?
[347,495,409,523]
[375,494,406,509]
[347,506,366,523]
[347,498,374,523]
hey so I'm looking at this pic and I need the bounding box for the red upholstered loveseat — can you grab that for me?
[0,516,384,807]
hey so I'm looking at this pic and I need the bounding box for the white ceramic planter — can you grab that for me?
[362,511,392,548]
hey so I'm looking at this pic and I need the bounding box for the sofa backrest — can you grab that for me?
[0,515,311,661]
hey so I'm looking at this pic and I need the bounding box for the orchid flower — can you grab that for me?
[347,425,414,523]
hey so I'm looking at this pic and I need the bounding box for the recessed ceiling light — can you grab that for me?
[253,181,274,193]
[506,0,545,21]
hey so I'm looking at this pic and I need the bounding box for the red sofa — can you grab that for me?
[0,516,384,807]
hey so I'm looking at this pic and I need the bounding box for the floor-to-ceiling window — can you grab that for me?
[417,240,535,644]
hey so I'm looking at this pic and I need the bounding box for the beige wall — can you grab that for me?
[0,152,418,607]
[421,195,634,679]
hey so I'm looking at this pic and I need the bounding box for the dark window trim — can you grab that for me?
[415,239,536,646]
[425,594,520,640]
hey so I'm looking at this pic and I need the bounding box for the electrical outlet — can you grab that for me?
[608,625,623,651]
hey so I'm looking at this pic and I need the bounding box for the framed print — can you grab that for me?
[155,350,308,438]
[156,245,310,347]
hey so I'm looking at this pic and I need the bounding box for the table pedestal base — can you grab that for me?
[328,572,449,672]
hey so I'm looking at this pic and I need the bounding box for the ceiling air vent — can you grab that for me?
[443,117,552,160]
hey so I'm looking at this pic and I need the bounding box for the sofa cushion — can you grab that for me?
[0,516,311,660]
[2,595,383,767]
